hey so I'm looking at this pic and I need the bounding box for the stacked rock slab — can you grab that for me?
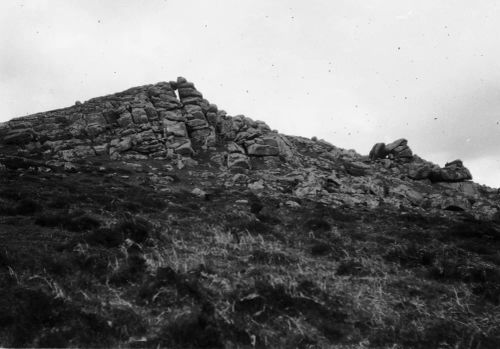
[407,159,472,183]
[0,77,296,170]
[369,138,413,161]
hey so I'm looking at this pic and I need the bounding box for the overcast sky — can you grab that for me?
[2,0,500,187]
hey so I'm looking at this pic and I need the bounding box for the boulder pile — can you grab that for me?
[369,138,413,161]
[407,159,472,183]
[431,159,473,182]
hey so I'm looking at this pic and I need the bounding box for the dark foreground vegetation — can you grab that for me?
[0,161,499,348]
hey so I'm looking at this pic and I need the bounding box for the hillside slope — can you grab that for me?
[0,78,499,348]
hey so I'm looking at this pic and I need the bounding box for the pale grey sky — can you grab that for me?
[2,0,500,187]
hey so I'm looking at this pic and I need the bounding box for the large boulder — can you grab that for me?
[369,143,387,160]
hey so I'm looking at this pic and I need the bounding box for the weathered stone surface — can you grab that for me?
[247,143,279,156]
[190,128,213,146]
[184,105,205,119]
[385,138,407,153]
[161,110,186,122]
[164,120,187,137]
[397,147,413,158]
[59,145,95,161]
[93,144,109,155]
[3,129,34,145]
[110,137,133,154]
[345,161,371,177]
[438,181,480,198]
[440,196,472,211]
[294,172,324,198]
[186,119,208,129]
[227,153,251,169]
[178,88,203,99]
[227,142,245,153]
[131,108,149,124]
[408,164,434,180]
[86,123,105,138]
[117,112,133,127]
[174,140,194,156]
[390,184,424,205]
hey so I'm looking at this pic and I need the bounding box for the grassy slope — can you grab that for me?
[0,158,499,348]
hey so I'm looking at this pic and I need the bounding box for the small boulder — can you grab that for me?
[191,188,207,199]
[248,180,265,191]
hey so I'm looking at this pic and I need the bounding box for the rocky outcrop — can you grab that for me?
[0,77,298,171]
[1,78,496,221]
